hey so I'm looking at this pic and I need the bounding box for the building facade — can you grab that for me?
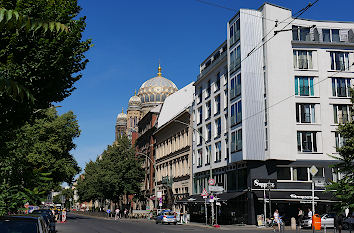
[154,83,194,212]
[189,2,354,225]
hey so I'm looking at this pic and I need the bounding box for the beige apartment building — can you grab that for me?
[154,83,194,212]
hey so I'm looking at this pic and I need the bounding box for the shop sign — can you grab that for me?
[290,194,319,200]
[252,179,277,189]
[209,185,224,192]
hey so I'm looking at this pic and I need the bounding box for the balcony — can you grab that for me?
[198,51,226,80]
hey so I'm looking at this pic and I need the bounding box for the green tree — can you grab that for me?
[77,136,144,208]
[0,108,81,215]
[0,0,91,130]
[328,88,354,211]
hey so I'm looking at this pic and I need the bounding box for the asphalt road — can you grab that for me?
[56,213,351,233]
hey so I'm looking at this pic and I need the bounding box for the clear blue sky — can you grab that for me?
[57,0,354,170]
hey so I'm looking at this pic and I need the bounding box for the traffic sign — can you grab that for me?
[313,177,326,187]
[201,188,208,197]
[106,209,111,214]
[209,195,214,203]
[309,165,318,176]
[208,178,216,186]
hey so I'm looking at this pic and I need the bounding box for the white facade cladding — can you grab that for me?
[192,42,228,194]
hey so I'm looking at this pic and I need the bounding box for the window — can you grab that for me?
[293,50,313,69]
[335,132,346,150]
[230,18,240,45]
[265,128,268,151]
[277,167,291,180]
[197,149,203,167]
[150,94,155,102]
[206,123,211,141]
[230,73,241,99]
[295,76,314,96]
[293,167,308,181]
[330,52,350,71]
[332,78,351,97]
[215,142,221,162]
[231,129,242,152]
[214,95,220,114]
[292,26,311,41]
[333,105,350,124]
[231,101,242,125]
[224,90,228,109]
[198,86,202,103]
[206,80,211,98]
[215,118,221,137]
[332,168,343,182]
[322,29,345,42]
[297,131,318,153]
[296,103,316,123]
[206,145,211,165]
[198,107,203,124]
[215,73,221,91]
[230,46,241,72]
[197,128,203,145]
[206,101,211,119]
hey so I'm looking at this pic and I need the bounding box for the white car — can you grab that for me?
[301,213,335,228]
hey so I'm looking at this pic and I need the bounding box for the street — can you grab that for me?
[56,213,352,233]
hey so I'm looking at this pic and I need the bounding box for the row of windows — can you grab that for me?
[197,70,227,104]
[196,140,225,167]
[156,158,189,181]
[277,166,343,183]
[295,77,352,97]
[197,117,223,144]
[197,94,222,124]
[155,131,190,159]
[140,93,167,103]
[229,18,240,46]
[292,26,353,43]
[293,50,351,71]
[297,131,346,153]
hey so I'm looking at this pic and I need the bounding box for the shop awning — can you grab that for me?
[253,190,339,203]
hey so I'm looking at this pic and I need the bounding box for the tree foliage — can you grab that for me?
[0,0,91,130]
[76,136,144,206]
[0,108,81,215]
[328,88,354,211]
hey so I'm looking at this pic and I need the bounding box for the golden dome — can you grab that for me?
[137,65,178,106]
[116,107,127,125]
[128,90,142,111]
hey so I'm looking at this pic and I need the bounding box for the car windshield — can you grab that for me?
[0,221,38,233]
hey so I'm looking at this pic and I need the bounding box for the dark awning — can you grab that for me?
[253,190,339,203]
[176,191,246,204]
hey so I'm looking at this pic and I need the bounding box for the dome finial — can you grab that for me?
[157,63,162,77]
[121,107,124,113]
[134,89,137,95]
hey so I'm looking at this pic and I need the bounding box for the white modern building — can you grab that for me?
[188,2,354,225]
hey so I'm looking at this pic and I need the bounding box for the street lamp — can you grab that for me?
[136,152,158,216]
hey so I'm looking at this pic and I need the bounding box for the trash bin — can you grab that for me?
[312,214,321,230]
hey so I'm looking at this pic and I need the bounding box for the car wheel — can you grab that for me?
[174,222,177,225]
[343,222,349,230]
[168,223,170,225]
[156,221,158,224]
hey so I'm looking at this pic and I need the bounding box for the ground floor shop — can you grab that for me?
[188,160,340,225]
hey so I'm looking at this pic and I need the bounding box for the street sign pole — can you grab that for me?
[309,165,318,233]
[264,185,267,225]
[211,198,214,225]
[204,196,207,225]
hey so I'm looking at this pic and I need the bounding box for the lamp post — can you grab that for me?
[136,152,158,216]
[173,119,213,225]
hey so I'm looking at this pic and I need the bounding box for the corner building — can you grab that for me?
[190,2,354,225]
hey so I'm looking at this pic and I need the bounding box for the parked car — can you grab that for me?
[0,215,48,233]
[343,216,354,230]
[32,209,56,232]
[155,210,177,225]
[301,213,335,228]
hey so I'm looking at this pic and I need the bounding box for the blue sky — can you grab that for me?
[57,0,354,170]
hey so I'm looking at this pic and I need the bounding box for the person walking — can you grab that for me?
[307,208,313,218]
[124,208,128,218]
[115,208,120,220]
[273,209,281,232]
[335,213,343,233]
[298,208,304,229]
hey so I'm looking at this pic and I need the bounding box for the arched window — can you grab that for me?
[162,94,166,101]
[156,94,161,101]
[140,96,144,103]
[145,95,149,102]
[150,94,155,102]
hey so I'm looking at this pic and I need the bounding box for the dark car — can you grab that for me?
[32,210,56,232]
[343,216,354,230]
[0,215,48,233]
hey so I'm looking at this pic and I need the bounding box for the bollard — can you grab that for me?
[291,217,296,230]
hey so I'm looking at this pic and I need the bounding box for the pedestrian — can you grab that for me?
[273,209,280,232]
[307,208,313,218]
[298,208,304,229]
[335,213,343,233]
[124,208,128,218]
[115,208,120,220]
